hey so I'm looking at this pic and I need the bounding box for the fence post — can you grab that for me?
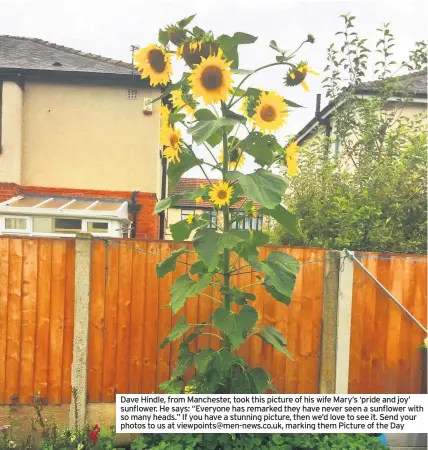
[319,250,340,394]
[69,234,92,427]
[335,250,354,394]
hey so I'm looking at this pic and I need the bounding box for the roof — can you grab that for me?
[0,35,138,77]
[169,178,261,209]
[0,194,129,220]
[295,69,427,144]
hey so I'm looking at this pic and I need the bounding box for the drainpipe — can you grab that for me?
[128,191,141,238]
[315,94,332,157]
[159,156,167,240]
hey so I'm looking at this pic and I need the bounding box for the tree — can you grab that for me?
[270,15,427,254]
[135,15,315,393]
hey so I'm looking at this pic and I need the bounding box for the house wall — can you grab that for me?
[0,82,23,184]
[20,82,162,197]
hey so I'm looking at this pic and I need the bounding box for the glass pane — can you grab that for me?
[91,202,124,211]
[4,217,27,230]
[64,200,96,210]
[38,198,70,209]
[87,222,109,233]
[33,217,55,233]
[181,209,194,221]
[245,216,251,230]
[9,197,46,207]
[55,218,82,233]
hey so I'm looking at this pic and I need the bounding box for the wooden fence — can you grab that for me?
[0,238,75,404]
[348,252,427,394]
[86,240,325,401]
[0,237,427,405]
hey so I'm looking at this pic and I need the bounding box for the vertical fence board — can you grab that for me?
[34,240,52,399]
[48,240,67,404]
[87,240,106,402]
[156,243,173,390]
[0,239,9,403]
[142,242,160,394]
[5,239,23,403]
[62,240,75,403]
[128,241,148,393]
[19,240,38,404]
[116,243,133,394]
[101,243,119,401]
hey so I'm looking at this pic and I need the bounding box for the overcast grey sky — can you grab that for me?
[1,0,426,176]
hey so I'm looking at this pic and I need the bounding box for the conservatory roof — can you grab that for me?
[0,195,129,221]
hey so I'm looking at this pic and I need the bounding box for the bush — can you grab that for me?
[131,433,388,449]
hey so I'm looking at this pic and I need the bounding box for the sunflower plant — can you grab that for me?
[137,14,315,394]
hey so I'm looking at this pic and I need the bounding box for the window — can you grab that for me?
[181,209,195,222]
[4,217,28,232]
[87,222,109,233]
[207,210,217,229]
[231,212,263,231]
[55,218,82,233]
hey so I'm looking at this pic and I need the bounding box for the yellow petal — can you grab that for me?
[301,81,309,92]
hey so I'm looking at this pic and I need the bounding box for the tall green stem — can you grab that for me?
[222,126,231,313]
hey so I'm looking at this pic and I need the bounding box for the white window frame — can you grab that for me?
[1,215,31,234]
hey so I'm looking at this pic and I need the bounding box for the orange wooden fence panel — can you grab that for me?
[348,252,427,394]
[0,237,75,404]
[86,239,325,400]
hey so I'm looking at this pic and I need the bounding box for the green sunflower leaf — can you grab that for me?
[170,273,211,313]
[218,33,258,69]
[158,29,169,46]
[195,349,216,373]
[260,204,298,236]
[156,248,189,278]
[236,169,287,208]
[213,305,258,349]
[240,132,280,166]
[213,349,233,373]
[188,118,239,145]
[248,367,271,393]
[172,345,194,378]
[167,150,202,190]
[284,98,304,108]
[169,112,186,124]
[153,194,183,214]
[177,14,197,28]
[194,109,217,121]
[170,218,200,242]
[159,316,191,349]
[257,325,293,359]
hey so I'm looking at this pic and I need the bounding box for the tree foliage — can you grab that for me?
[270,15,427,254]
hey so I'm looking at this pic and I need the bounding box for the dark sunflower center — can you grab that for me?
[230,149,240,162]
[201,66,223,91]
[260,105,277,122]
[148,49,166,73]
[291,68,307,84]
[170,133,179,146]
[217,190,227,199]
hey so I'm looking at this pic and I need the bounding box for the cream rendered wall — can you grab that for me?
[21,82,162,195]
[0,82,23,183]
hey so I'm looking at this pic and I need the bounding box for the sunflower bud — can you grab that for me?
[179,40,220,66]
[166,26,187,46]
[307,34,315,44]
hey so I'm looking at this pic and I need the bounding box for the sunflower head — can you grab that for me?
[219,147,245,169]
[189,52,233,104]
[253,91,288,134]
[161,125,181,149]
[284,62,319,92]
[195,197,203,204]
[163,146,180,164]
[251,205,258,218]
[159,104,171,129]
[285,141,299,176]
[166,25,187,46]
[209,181,233,208]
[187,213,195,224]
[170,89,196,117]
[177,39,220,66]
[134,44,172,86]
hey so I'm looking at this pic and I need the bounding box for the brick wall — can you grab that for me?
[0,183,159,239]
